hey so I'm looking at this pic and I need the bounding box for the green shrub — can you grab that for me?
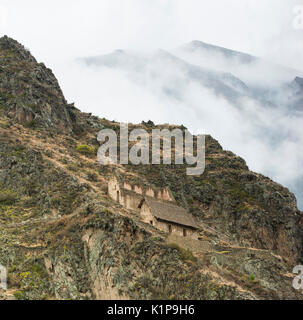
[229,184,249,201]
[23,119,38,129]
[150,236,164,242]
[0,188,18,205]
[86,171,98,182]
[76,145,96,156]
[249,274,255,281]
[13,290,27,300]
[167,243,197,262]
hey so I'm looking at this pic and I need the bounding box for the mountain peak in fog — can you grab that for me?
[180,40,257,64]
[294,76,303,89]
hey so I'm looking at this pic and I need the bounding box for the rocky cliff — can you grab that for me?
[0,36,85,133]
[0,36,302,300]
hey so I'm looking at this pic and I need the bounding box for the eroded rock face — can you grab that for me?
[43,210,258,300]
[35,208,301,300]
[0,36,82,132]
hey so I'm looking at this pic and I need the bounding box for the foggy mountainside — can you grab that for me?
[1,36,303,300]
[77,40,303,209]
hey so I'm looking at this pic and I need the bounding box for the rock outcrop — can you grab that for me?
[0,36,83,133]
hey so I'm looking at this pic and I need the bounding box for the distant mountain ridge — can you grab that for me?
[179,40,258,64]
[81,40,302,101]
[175,40,302,84]
[81,48,256,104]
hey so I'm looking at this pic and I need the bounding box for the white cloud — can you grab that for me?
[0,0,302,68]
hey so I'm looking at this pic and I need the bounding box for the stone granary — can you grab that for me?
[138,197,199,239]
[108,174,199,238]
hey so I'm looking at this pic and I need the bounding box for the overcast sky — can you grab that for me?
[0,0,302,70]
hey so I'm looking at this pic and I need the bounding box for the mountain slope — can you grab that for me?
[0,36,302,300]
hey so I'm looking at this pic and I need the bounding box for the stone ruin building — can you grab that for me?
[108,174,199,239]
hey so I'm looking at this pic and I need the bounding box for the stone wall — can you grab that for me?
[157,189,173,202]
[146,187,155,197]
[123,191,143,212]
[123,182,132,191]
[140,202,156,226]
[108,177,120,203]
[108,177,143,211]
[108,176,174,211]
[156,219,198,239]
